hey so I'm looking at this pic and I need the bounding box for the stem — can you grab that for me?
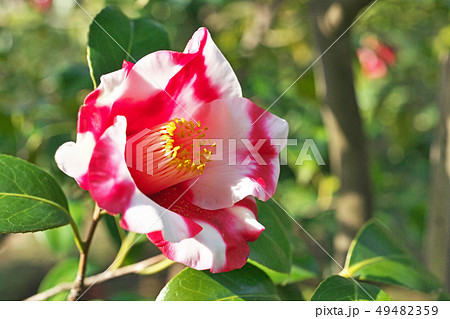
[114,215,127,241]
[70,220,85,254]
[109,231,137,271]
[25,255,168,301]
[139,258,174,275]
[67,203,103,301]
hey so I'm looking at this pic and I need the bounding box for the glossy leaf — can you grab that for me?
[342,219,441,293]
[248,200,292,274]
[311,275,391,301]
[0,155,71,233]
[156,263,280,301]
[87,6,170,87]
[250,199,319,283]
[249,235,319,285]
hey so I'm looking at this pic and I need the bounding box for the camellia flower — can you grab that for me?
[55,27,288,272]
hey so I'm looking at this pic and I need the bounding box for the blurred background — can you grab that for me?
[0,0,449,300]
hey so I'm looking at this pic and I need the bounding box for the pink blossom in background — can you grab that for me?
[55,28,288,272]
[29,0,52,12]
[357,36,396,79]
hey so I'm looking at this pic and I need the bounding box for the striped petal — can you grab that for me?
[55,63,131,189]
[179,98,289,210]
[148,185,264,273]
[87,116,202,243]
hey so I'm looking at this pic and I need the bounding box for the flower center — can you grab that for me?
[126,118,215,195]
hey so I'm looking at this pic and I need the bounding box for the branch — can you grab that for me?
[67,203,103,301]
[25,254,168,301]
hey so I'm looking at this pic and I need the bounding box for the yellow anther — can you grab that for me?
[156,118,215,176]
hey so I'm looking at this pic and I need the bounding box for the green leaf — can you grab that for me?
[248,200,292,274]
[102,213,123,248]
[156,264,280,301]
[38,259,78,301]
[342,219,441,293]
[0,155,71,233]
[311,275,391,301]
[0,111,16,155]
[40,201,84,254]
[287,232,320,282]
[38,258,98,301]
[249,200,319,283]
[249,240,319,285]
[87,6,170,87]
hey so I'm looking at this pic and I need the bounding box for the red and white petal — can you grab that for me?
[82,52,194,137]
[75,27,242,139]
[165,27,242,118]
[80,62,135,137]
[55,62,135,189]
[180,98,288,210]
[55,132,96,190]
[148,187,264,273]
[87,116,201,243]
[106,51,197,135]
[84,61,133,111]
[109,28,242,134]
[55,64,133,189]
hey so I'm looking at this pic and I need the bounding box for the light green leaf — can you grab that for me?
[0,155,71,233]
[311,275,391,301]
[38,259,79,301]
[156,264,280,301]
[341,219,441,293]
[38,258,98,301]
[87,6,170,87]
[41,201,84,253]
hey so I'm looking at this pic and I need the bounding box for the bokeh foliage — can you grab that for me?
[0,0,449,300]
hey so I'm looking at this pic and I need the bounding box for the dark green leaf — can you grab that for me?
[437,292,450,301]
[311,275,391,301]
[103,213,124,249]
[0,155,71,233]
[288,232,320,282]
[342,219,441,293]
[277,283,305,301]
[87,6,170,87]
[248,200,292,274]
[249,200,319,283]
[109,291,149,301]
[156,263,280,301]
[0,112,16,155]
